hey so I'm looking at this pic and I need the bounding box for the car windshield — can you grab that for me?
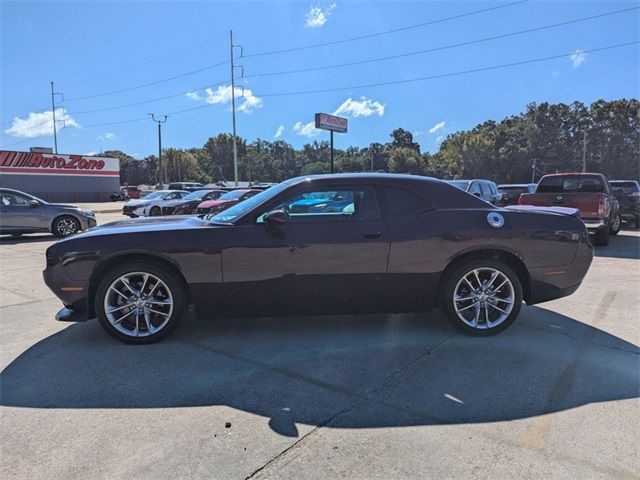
[218,190,248,201]
[499,186,528,194]
[208,179,297,223]
[143,191,167,200]
[448,180,470,191]
[183,190,211,201]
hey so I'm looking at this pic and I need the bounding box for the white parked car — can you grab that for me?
[122,190,189,218]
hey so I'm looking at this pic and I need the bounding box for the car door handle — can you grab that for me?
[362,232,381,239]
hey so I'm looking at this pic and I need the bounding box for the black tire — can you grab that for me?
[593,226,610,246]
[149,206,161,216]
[610,214,621,236]
[95,261,187,344]
[441,258,523,336]
[52,215,81,238]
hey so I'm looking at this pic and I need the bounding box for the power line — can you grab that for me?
[243,0,527,58]
[70,79,228,115]
[246,7,639,80]
[254,42,639,98]
[62,59,229,102]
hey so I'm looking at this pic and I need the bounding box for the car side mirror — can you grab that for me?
[28,199,40,208]
[264,209,288,225]
[613,188,624,196]
[473,192,481,197]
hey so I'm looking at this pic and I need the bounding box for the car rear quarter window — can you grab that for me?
[384,187,434,218]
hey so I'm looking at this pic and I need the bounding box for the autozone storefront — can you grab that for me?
[0,151,120,202]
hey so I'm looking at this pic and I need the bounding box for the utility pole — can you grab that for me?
[230,30,243,187]
[531,158,536,183]
[50,82,63,154]
[582,130,588,172]
[330,131,334,174]
[148,113,168,186]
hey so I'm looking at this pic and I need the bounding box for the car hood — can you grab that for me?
[124,199,152,207]
[198,199,231,208]
[60,216,225,242]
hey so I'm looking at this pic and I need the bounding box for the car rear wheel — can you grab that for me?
[149,206,161,216]
[95,262,187,344]
[610,214,621,236]
[52,215,81,237]
[442,259,523,336]
[593,226,610,246]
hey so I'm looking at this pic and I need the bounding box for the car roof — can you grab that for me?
[498,184,534,188]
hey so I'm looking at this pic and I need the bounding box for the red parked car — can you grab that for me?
[518,173,621,246]
[195,189,262,215]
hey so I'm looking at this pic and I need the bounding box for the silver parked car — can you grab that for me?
[0,188,97,237]
[446,179,502,204]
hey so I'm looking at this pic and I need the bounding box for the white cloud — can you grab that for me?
[305,3,336,28]
[98,132,115,141]
[570,49,586,69]
[186,91,202,100]
[413,131,424,137]
[186,85,263,114]
[293,121,321,138]
[429,121,446,134]
[84,151,99,156]
[436,135,444,143]
[274,125,285,139]
[333,96,385,118]
[5,108,80,138]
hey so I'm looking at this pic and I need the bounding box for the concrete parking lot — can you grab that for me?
[1,212,639,480]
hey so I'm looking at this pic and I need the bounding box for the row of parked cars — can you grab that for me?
[447,175,639,246]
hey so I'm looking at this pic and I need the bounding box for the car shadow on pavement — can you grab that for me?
[1,307,638,437]
[594,232,640,260]
[0,234,56,245]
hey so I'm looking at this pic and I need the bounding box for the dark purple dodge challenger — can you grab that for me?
[44,174,593,344]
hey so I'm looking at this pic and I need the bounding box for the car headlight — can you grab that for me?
[81,209,95,217]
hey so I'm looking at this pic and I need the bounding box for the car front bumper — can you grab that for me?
[582,219,605,231]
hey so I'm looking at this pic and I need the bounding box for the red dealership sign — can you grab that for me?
[315,113,348,133]
[0,151,119,176]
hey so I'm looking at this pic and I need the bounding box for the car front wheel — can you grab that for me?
[52,215,81,237]
[95,262,187,344]
[442,259,523,336]
[149,206,161,216]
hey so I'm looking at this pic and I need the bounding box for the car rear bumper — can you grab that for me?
[582,219,605,230]
[526,230,594,305]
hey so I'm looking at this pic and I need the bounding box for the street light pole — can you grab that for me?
[229,31,243,186]
[148,113,168,186]
[50,82,63,154]
[582,130,588,172]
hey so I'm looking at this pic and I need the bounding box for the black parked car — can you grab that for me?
[610,180,640,228]
[44,174,593,344]
[497,183,537,206]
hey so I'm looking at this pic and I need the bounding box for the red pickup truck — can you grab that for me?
[519,173,621,246]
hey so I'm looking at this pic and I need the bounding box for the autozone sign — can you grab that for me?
[315,113,348,133]
[0,151,119,176]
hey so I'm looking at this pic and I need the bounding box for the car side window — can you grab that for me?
[1,192,29,206]
[469,183,481,195]
[480,183,491,196]
[258,186,381,223]
[384,187,433,218]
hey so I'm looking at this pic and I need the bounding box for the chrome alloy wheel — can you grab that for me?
[56,218,78,236]
[453,267,514,330]
[104,272,174,337]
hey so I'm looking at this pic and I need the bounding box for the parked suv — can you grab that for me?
[0,188,96,237]
[167,182,205,192]
[610,180,639,228]
[446,179,502,204]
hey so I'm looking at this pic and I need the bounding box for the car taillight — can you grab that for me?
[517,195,524,205]
[597,197,605,216]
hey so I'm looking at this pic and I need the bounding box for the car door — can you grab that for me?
[468,181,482,198]
[219,185,390,315]
[0,191,46,232]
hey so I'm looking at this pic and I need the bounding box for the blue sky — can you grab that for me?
[1,0,638,158]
